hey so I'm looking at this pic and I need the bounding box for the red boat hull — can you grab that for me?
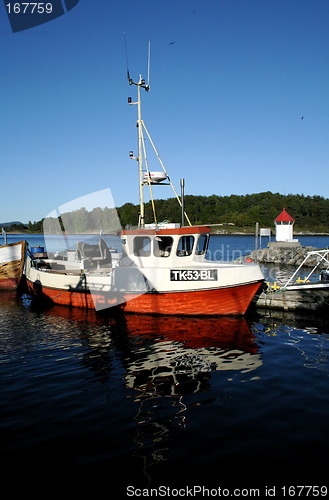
[0,277,21,290]
[26,279,262,316]
[122,282,262,315]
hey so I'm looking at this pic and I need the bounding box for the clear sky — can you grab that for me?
[0,0,328,223]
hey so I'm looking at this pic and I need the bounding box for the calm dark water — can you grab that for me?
[1,235,329,495]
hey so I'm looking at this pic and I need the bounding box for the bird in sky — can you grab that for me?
[169,41,175,45]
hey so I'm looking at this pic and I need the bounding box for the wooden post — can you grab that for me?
[2,228,7,245]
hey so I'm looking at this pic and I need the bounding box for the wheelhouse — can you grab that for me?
[121,226,211,264]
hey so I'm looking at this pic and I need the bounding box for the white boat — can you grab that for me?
[0,241,26,290]
[255,249,329,312]
[25,70,264,315]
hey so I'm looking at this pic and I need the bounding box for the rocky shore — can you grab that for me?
[246,245,327,267]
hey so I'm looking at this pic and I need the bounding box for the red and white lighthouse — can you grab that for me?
[274,208,298,243]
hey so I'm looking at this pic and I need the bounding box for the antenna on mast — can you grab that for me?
[124,32,132,85]
[124,34,150,91]
[147,41,151,90]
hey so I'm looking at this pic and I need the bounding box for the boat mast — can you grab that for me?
[126,39,192,228]
[128,74,149,228]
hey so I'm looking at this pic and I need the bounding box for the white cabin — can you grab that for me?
[121,226,210,269]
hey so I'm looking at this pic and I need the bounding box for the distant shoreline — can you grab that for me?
[3,230,329,236]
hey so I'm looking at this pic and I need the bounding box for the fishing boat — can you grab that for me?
[24,68,264,315]
[254,249,329,313]
[0,241,26,290]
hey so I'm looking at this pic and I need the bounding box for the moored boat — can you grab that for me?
[0,241,26,290]
[24,66,264,315]
[24,226,264,315]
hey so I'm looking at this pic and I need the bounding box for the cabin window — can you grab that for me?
[154,236,173,257]
[133,236,151,256]
[196,234,209,255]
[177,235,194,256]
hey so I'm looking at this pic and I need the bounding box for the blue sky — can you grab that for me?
[0,0,328,223]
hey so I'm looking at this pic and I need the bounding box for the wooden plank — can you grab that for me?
[0,260,21,279]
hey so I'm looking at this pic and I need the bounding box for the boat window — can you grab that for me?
[154,236,173,257]
[196,234,209,255]
[177,235,194,257]
[133,236,151,257]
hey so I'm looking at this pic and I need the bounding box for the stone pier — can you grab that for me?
[246,245,325,267]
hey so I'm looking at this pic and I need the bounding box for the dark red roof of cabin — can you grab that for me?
[121,225,210,235]
[274,208,295,222]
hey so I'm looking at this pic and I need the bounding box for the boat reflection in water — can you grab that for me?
[37,304,261,484]
[39,305,262,393]
[121,313,261,397]
[118,314,262,484]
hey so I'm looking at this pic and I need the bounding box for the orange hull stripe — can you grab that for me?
[122,282,261,315]
[26,279,262,315]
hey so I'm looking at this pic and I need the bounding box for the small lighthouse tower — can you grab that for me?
[273,208,300,247]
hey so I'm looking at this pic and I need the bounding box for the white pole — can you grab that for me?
[137,79,144,228]
[180,178,185,227]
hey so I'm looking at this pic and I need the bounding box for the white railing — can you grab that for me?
[284,249,329,288]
